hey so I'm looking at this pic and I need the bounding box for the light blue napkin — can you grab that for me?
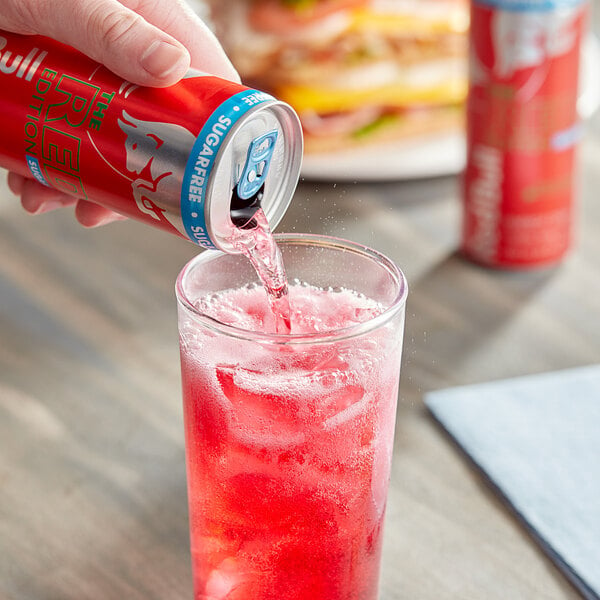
[425,365,600,600]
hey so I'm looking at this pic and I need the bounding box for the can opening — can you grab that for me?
[230,184,264,230]
[204,99,302,253]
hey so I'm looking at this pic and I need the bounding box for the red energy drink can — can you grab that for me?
[0,30,303,252]
[462,0,588,268]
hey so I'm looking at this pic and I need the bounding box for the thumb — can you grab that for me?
[5,0,191,87]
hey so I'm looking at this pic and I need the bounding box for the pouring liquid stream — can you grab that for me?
[229,207,292,334]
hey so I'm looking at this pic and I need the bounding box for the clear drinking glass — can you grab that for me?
[176,234,408,600]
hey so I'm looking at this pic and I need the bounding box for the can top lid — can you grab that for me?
[205,97,303,253]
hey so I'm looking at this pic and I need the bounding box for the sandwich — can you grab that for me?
[206,0,469,153]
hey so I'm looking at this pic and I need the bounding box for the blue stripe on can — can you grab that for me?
[25,155,50,187]
[475,0,585,11]
[180,90,274,249]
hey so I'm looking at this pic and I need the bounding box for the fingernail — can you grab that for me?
[93,213,128,227]
[37,199,66,213]
[23,197,64,214]
[21,195,42,214]
[140,40,189,79]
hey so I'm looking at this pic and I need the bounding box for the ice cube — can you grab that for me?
[321,382,368,431]
[203,558,241,599]
[215,365,305,449]
[370,439,392,521]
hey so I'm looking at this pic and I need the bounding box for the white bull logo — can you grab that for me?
[492,9,580,79]
[117,110,195,230]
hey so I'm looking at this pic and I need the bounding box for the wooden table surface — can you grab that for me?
[2,92,600,600]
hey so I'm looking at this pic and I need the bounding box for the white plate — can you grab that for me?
[301,35,600,182]
[301,132,466,182]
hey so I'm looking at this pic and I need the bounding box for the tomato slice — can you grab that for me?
[248,0,369,32]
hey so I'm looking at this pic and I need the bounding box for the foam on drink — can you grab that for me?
[194,279,385,336]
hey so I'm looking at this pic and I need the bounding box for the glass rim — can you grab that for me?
[175,233,408,345]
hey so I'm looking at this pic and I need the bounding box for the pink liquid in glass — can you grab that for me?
[179,281,402,600]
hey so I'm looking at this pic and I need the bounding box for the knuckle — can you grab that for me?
[87,3,144,49]
[136,0,183,34]
[8,0,51,32]
[149,1,180,31]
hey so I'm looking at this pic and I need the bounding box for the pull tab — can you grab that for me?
[236,130,279,200]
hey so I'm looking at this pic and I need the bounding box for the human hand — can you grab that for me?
[3,0,239,227]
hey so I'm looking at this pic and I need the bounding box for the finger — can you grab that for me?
[75,200,127,228]
[7,171,26,195]
[127,0,241,82]
[5,0,191,87]
[18,177,126,226]
[20,178,77,214]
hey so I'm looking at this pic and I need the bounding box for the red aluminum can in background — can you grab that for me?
[462,0,589,268]
[0,30,303,252]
